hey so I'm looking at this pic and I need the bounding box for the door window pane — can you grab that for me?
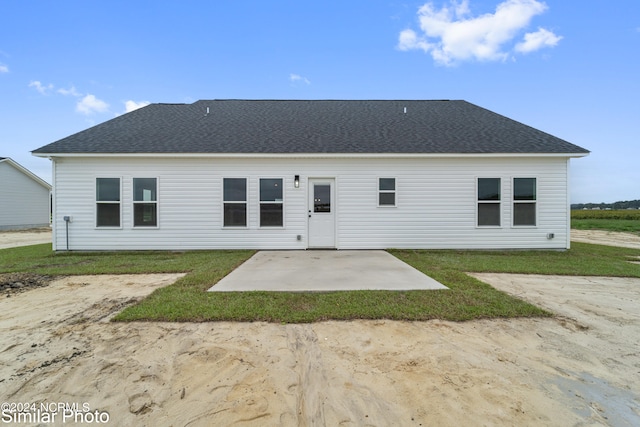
[314,185,331,213]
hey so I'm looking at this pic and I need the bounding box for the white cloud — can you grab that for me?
[76,94,109,115]
[124,100,150,113]
[290,73,311,85]
[0,64,8,73]
[29,80,54,95]
[398,0,561,65]
[515,27,562,53]
[57,85,82,97]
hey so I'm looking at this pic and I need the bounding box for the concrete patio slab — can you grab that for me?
[208,250,447,292]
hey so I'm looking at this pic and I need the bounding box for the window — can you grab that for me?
[223,178,247,227]
[379,178,396,206]
[513,178,536,226]
[96,178,120,227]
[133,178,158,227]
[477,178,501,226]
[260,178,283,227]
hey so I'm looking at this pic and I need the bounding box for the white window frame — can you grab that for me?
[476,177,502,228]
[222,177,248,228]
[132,177,159,228]
[378,177,397,207]
[259,177,285,228]
[95,177,122,229]
[512,177,537,228]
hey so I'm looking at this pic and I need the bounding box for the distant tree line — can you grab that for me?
[571,200,640,210]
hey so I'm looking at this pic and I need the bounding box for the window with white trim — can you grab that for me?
[133,178,158,227]
[513,178,536,226]
[223,178,247,227]
[260,178,283,227]
[378,178,396,206]
[96,178,120,227]
[477,178,501,226]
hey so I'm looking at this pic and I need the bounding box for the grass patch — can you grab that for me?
[4,241,639,323]
[571,209,640,234]
[0,244,253,277]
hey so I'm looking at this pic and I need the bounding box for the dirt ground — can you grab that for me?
[0,227,52,249]
[571,229,640,249]
[1,231,639,426]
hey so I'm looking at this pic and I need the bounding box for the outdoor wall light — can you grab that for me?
[294,175,300,188]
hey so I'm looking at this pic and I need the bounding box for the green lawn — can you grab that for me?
[571,209,640,233]
[2,242,639,323]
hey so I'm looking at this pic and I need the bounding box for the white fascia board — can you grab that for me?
[33,152,590,159]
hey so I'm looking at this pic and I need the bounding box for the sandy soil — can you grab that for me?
[0,227,52,249]
[1,271,639,426]
[571,229,640,249]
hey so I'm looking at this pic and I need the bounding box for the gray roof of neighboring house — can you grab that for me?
[32,100,589,155]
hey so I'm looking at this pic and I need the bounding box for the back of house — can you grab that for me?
[32,100,589,251]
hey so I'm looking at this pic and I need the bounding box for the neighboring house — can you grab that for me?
[32,100,589,251]
[0,157,51,230]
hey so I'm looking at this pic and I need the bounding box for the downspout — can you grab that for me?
[51,158,57,251]
[566,158,571,250]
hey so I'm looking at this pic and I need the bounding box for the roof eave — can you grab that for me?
[33,151,590,159]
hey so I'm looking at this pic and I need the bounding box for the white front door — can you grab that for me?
[308,178,335,248]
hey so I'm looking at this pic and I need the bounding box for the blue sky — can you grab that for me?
[1,0,638,203]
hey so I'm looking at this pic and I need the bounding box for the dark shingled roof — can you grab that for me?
[33,100,589,155]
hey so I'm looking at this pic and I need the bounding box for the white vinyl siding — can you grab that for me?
[0,161,51,230]
[51,156,572,250]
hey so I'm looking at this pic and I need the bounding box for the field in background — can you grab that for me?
[571,209,640,233]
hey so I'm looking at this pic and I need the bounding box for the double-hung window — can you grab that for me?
[223,178,247,227]
[513,178,536,226]
[96,178,121,227]
[378,178,396,207]
[133,178,158,227]
[477,178,501,226]
[260,178,283,227]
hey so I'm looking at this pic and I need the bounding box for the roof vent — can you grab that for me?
[403,107,407,114]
